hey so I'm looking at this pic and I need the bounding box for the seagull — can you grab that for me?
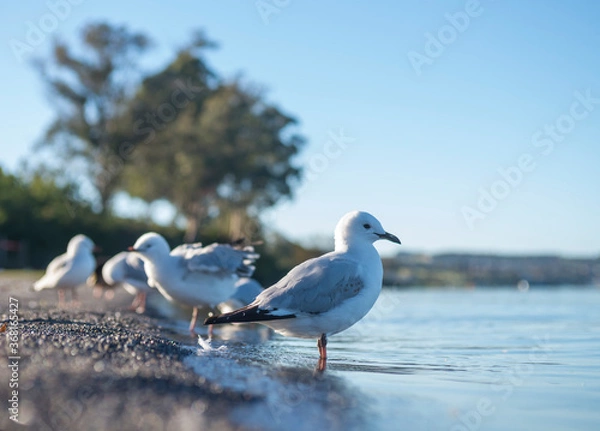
[33,234,97,306]
[205,211,401,371]
[102,252,152,313]
[129,233,259,336]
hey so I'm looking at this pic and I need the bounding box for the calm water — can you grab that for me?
[171,287,600,431]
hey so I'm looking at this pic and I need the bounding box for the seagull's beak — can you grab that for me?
[377,232,401,245]
[93,246,102,253]
[127,246,138,252]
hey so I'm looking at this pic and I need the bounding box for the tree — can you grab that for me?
[35,22,151,212]
[34,23,306,242]
[123,46,304,241]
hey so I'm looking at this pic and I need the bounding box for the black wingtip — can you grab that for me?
[203,304,295,325]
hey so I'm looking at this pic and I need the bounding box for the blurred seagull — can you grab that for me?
[218,277,264,314]
[129,233,259,336]
[205,211,401,371]
[102,252,152,313]
[33,234,97,306]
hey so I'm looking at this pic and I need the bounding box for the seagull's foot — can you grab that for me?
[92,287,103,299]
[128,304,145,314]
[104,290,115,301]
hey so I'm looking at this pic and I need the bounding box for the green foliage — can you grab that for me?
[0,168,179,268]
[23,21,311,280]
[0,168,322,284]
[122,48,304,241]
[35,22,305,242]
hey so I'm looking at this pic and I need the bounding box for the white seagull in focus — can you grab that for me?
[102,252,152,313]
[33,234,97,306]
[129,233,259,336]
[205,211,401,371]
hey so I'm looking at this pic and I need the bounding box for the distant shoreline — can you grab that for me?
[383,252,600,287]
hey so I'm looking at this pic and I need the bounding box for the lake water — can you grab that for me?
[170,287,600,431]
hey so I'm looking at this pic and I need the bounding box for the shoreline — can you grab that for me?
[0,275,366,431]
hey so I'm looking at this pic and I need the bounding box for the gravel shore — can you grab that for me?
[0,275,250,430]
[0,274,366,431]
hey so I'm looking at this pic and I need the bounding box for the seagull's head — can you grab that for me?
[129,232,170,260]
[335,211,401,250]
[67,234,95,255]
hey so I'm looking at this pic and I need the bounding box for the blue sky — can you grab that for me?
[1,1,599,256]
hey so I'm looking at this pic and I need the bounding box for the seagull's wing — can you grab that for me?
[171,242,203,258]
[46,253,71,275]
[260,254,363,314]
[206,254,364,324]
[33,252,72,290]
[178,243,260,277]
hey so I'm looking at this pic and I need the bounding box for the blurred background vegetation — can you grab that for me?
[0,22,320,286]
[2,21,598,288]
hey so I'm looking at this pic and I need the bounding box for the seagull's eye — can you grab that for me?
[363,223,371,229]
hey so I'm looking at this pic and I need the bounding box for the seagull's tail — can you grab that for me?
[204,304,295,325]
[235,247,260,278]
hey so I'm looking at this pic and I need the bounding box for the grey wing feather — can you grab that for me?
[257,255,364,314]
[171,242,203,258]
[46,253,71,275]
[180,243,259,277]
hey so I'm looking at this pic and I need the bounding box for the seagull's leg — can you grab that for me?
[128,293,141,311]
[58,289,66,307]
[317,334,328,358]
[104,289,115,300]
[136,292,147,314]
[317,334,328,372]
[93,286,103,298]
[207,310,215,339]
[189,306,199,336]
[71,288,80,306]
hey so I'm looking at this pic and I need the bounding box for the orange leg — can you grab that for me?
[317,334,328,372]
[189,307,199,336]
[129,292,146,313]
[58,289,66,307]
[136,292,146,314]
[71,288,80,306]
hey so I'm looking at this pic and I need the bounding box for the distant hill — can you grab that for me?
[382,252,600,287]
